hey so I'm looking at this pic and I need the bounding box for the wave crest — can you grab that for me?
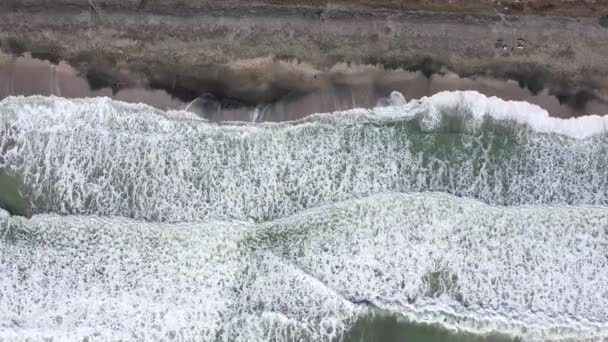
[1,92,607,222]
[2,193,608,341]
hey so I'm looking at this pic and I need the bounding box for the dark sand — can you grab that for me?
[2,55,607,122]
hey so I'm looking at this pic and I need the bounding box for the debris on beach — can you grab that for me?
[495,38,505,49]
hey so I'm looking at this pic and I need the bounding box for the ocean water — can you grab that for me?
[1,91,607,341]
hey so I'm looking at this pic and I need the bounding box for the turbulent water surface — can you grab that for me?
[1,91,608,341]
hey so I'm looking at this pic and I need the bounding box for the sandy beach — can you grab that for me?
[1,0,608,119]
[2,54,607,122]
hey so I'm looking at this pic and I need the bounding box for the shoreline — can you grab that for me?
[1,1,608,119]
[1,54,607,122]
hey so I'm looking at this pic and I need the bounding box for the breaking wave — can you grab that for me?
[1,91,608,341]
[1,193,608,341]
[1,91,607,222]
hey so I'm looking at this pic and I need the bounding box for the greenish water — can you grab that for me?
[0,168,31,217]
[1,96,607,222]
[2,94,608,341]
[343,312,517,342]
[6,192,605,341]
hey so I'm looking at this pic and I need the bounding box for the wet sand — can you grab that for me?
[2,55,607,122]
[0,55,183,110]
[2,1,608,122]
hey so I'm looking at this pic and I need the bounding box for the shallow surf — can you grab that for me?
[1,91,607,341]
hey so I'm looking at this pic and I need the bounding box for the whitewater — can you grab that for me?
[1,91,608,341]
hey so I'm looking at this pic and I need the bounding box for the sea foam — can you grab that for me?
[2,193,608,341]
[1,92,607,341]
[1,92,607,222]
[422,91,608,139]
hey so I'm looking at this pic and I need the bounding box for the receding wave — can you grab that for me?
[1,193,608,341]
[1,92,607,222]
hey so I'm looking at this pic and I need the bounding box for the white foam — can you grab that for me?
[2,93,607,340]
[254,192,608,340]
[390,91,407,106]
[0,215,250,341]
[3,90,608,137]
[2,193,608,341]
[1,94,607,222]
[422,90,608,139]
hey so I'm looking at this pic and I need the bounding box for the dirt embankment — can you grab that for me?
[231,0,608,17]
[1,0,608,110]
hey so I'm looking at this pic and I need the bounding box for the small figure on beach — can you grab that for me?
[496,38,510,53]
[495,38,505,49]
